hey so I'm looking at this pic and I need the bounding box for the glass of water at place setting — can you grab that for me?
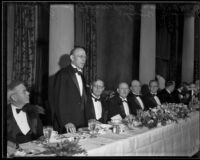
[88,120,96,134]
[43,126,53,143]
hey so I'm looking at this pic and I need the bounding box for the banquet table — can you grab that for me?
[20,111,200,156]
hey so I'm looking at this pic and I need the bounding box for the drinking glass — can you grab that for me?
[88,119,96,135]
[43,126,53,143]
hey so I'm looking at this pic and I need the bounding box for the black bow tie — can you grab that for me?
[134,95,140,97]
[92,95,101,102]
[73,68,82,75]
[16,108,24,114]
[122,100,128,103]
[152,94,157,96]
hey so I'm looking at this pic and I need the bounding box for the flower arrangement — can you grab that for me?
[130,103,191,129]
[40,139,87,156]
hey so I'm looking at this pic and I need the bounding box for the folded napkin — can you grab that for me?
[111,114,122,121]
[49,131,60,143]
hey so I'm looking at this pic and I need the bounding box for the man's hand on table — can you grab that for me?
[65,123,76,133]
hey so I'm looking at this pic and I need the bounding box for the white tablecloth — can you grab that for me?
[20,111,200,156]
[78,111,199,156]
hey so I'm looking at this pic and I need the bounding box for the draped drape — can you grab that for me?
[194,14,200,81]
[12,3,38,90]
[10,3,50,125]
[11,4,50,107]
[75,4,97,86]
[75,4,141,89]
[156,5,183,84]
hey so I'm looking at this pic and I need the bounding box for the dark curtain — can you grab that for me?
[75,4,97,86]
[12,3,38,89]
[3,3,7,157]
[11,3,50,125]
[194,12,200,81]
[75,4,141,90]
[156,5,183,84]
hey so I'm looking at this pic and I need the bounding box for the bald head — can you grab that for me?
[70,47,86,69]
[130,80,141,95]
[117,82,129,98]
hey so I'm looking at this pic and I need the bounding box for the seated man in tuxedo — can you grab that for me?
[187,83,200,102]
[143,80,161,109]
[157,81,175,104]
[189,83,198,96]
[171,83,186,104]
[108,82,133,121]
[85,79,108,124]
[7,80,44,144]
[127,80,146,115]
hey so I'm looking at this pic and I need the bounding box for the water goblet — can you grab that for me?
[43,126,53,143]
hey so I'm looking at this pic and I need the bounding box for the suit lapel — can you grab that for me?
[26,112,37,134]
[89,96,96,119]
[134,96,142,107]
[118,98,126,117]
[129,92,141,107]
[68,65,82,97]
[81,75,87,102]
[7,105,22,139]
[149,94,157,105]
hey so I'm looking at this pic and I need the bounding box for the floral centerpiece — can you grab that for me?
[40,138,87,156]
[122,114,140,129]
[130,103,191,129]
[137,109,158,129]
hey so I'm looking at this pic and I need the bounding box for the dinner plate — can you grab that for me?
[98,124,112,130]
[78,127,90,133]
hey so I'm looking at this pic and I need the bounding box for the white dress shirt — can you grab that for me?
[91,94,102,120]
[166,89,171,94]
[135,96,145,110]
[71,64,83,96]
[11,104,30,135]
[151,93,161,105]
[120,97,130,116]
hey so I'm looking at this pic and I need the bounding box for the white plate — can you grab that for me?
[99,124,112,129]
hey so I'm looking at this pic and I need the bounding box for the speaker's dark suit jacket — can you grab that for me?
[157,89,175,104]
[142,92,161,110]
[127,92,146,116]
[85,95,108,124]
[52,65,88,133]
[107,95,132,121]
[7,104,43,144]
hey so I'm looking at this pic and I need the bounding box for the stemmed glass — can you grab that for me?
[88,119,97,137]
[43,126,53,143]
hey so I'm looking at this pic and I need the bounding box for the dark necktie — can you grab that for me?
[92,95,101,102]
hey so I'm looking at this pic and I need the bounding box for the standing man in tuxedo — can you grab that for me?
[7,80,44,144]
[143,80,161,109]
[108,82,132,120]
[127,80,146,115]
[53,47,88,134]
[157,81,175,104]
[85,79,108,124]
